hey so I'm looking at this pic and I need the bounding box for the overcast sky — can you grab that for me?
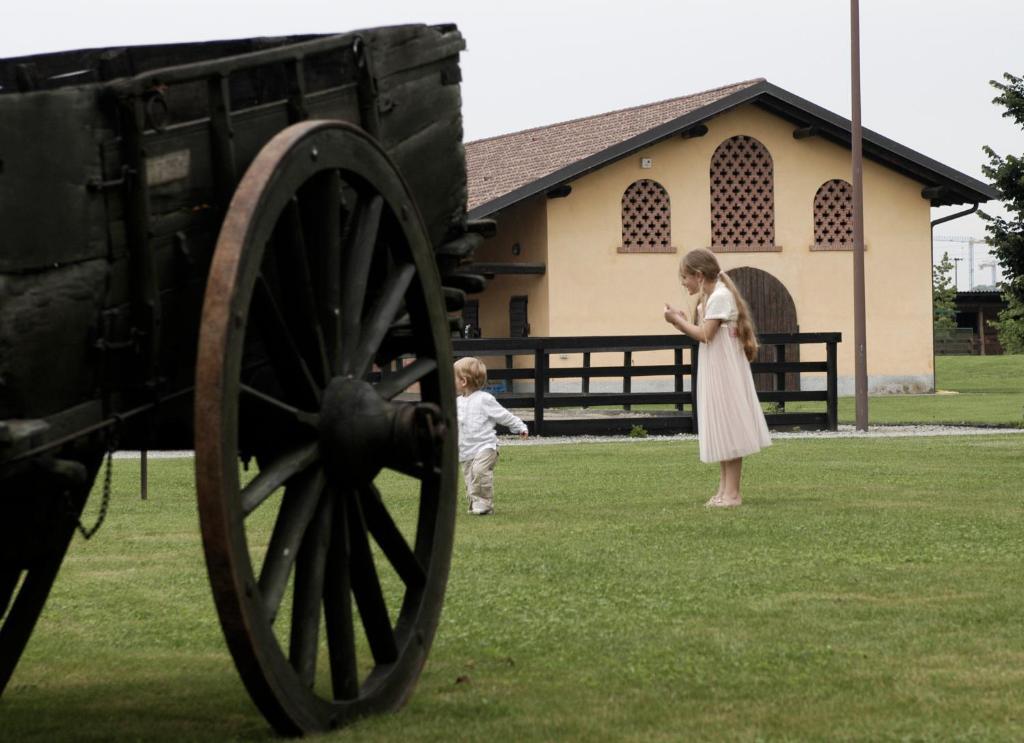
[5,1,1020,288]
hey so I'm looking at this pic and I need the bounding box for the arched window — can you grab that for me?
[812,179,855,250]
[619,179,674,253]
[710,135,777,252]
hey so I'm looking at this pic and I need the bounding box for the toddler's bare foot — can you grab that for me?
[705,492,724,507]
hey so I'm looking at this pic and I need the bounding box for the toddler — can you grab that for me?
[454,357,528,515]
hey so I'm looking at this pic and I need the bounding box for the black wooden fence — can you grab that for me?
[451,333,841,436]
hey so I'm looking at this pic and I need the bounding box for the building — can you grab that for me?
[463,79,998,394]
[953,290,1007,355]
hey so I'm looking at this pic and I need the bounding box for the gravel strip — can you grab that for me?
[113,424,1023,458]
[501,424,1024,446]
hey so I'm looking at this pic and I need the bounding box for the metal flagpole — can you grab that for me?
[851,0,869,430]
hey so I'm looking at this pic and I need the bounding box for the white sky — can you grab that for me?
[4,0,1021,288]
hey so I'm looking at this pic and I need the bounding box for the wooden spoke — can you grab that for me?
[360,484,426,590]
[324,488,358,701]
[340,195,383,373]
[289,488,333,686]
[306,171,345,375]
[374,358,437,400]
[346,493,398,665]
[386,458,443,482]
[240,384,319,429]
[0,568,19,620]
[275,198,331,385]
[240,441,319,517]
[253,274,321,409]
[351,263,416,380]
[257,468,325,623]
[412,480,441,563]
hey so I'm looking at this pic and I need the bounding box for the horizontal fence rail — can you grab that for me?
[451,333,841,436]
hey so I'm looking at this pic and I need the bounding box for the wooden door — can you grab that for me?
[509,295,529,338]
[727,267,799,391]
[461,299,481,338]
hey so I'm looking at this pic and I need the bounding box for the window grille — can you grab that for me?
[710,135,777,252]
[812,179,856,250]
[619,179,674,253]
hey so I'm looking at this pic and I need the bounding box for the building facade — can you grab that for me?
[464,80,998,394]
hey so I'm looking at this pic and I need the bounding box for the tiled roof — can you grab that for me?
[465,79,765,211]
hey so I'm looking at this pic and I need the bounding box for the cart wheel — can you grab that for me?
[1,455,99,695]
[195,121,457,735]
[0,550,70,694]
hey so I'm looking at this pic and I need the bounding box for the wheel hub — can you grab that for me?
[319,376,446,485]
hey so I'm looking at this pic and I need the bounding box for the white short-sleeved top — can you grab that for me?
[701,281,738,324]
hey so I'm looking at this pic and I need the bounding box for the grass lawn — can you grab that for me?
[3,433,1023,741]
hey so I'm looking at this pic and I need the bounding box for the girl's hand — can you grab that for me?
[663,304,688,326]
[519,430,529,439]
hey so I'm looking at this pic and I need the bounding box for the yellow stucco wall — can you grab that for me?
[472,195,549,338]
[480,103,935,393]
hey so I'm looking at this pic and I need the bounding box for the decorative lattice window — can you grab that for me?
[812,179,857,251]
[710,135,778,252]
[619,179,674,253]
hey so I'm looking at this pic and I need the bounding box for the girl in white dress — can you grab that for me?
[663,248,771,507]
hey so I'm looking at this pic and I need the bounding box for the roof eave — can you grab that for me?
[468,80,999,219]
[468,81,771,219]
[752,83,1000,207]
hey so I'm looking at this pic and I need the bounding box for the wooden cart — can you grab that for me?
[0,25,486,735]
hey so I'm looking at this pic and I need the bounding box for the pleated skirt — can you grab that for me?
[696,326,772,463]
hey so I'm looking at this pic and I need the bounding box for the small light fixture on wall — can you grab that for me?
[511,242,521,256]
[640,157,653,169]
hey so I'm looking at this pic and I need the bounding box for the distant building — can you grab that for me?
[954,290,1007,355]
[464,79,998,394]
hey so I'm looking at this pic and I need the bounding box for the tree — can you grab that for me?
[932,252,957,334]
[981,72,1024,352]
[988,293,1024,353]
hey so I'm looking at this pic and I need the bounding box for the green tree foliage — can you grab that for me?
[989,292,1024,353]
[980,72,1024,352]
[932,252,957,333]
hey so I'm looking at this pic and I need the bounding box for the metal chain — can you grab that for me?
[76,447,113,540]
[76,422,120,540]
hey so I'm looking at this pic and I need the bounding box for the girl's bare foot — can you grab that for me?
[709,495,741,508]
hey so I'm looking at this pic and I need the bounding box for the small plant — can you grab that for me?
[764,402,782,414]
[628,425,649,438]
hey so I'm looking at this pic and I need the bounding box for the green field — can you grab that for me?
[4,430,1023,741]
[793,354,1024,426]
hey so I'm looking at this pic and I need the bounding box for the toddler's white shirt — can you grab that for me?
[456,389,527,461]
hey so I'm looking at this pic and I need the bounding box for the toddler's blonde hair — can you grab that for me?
[454,356,488,391]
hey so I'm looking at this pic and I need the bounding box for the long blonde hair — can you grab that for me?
[681,248,759,362]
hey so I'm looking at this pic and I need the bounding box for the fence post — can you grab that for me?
[775,343,786,412]
[623,351,632,411]
[826,338,838,431]
[534,347,546,436]
[674,347,683,411]
[582,351,590,408]
[691,344,699,435]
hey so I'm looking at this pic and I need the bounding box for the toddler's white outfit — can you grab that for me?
[457,390,527,514]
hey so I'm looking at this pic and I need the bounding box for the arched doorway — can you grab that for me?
[727,267,799,392]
